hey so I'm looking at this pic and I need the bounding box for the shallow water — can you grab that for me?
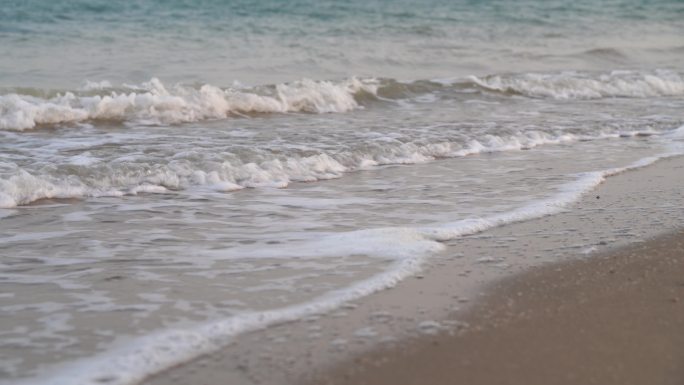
[1,0,683,383]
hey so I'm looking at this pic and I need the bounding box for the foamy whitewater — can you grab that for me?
[1,0,684,384]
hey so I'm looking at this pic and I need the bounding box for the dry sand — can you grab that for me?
[313,230,684,385]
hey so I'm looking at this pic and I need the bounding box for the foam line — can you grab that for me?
[13,150,681,385]
[0,128,659,209]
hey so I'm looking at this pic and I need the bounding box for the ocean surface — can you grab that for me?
[1,1,683,384]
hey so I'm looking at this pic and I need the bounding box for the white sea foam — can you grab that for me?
[0,171,90,208]
[469,70,684,99]
[669,125,684,139]
[79,80,113,91]
[4,70,682,131]
[0,128,632,208]
[0,78,378,131]
[13,150,679,385]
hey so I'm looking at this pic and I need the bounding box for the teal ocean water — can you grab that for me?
[1,1,683,384]
[1,0,683,87]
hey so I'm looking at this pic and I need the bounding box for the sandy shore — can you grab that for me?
[313,230,684,385]
[147,155,684,385]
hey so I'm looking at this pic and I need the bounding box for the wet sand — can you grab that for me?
[147,155,684,385]
[313,230,684,385]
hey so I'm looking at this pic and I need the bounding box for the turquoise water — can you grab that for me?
[1,1,683,384]
[1,0,682,87]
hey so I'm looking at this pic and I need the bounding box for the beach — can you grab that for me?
[1,1,683,384]
[315,230,684,385]
[145,153,684,385]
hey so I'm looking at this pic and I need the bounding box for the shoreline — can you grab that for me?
[312,229,684,385]
[146,155,684,385]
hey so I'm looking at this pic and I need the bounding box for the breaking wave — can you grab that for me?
[1,70,683,131]
[469,69,684,99]
[0,78,379,131]
[0,128,664,209]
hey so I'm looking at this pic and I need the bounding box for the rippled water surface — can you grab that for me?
[1,0,683,383]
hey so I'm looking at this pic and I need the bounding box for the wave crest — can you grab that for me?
[0,77,379,131]
[1,128,649,208]
[2,70,683,131]
[470,70,684,99]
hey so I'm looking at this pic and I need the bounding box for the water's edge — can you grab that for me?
[76,154,684,383]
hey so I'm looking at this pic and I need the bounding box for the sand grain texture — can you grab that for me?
[316,231,684,385]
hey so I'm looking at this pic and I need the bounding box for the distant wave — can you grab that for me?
[1,70,683,131]
[468,69,684,99]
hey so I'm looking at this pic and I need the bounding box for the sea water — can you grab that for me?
[1,0,683,383]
